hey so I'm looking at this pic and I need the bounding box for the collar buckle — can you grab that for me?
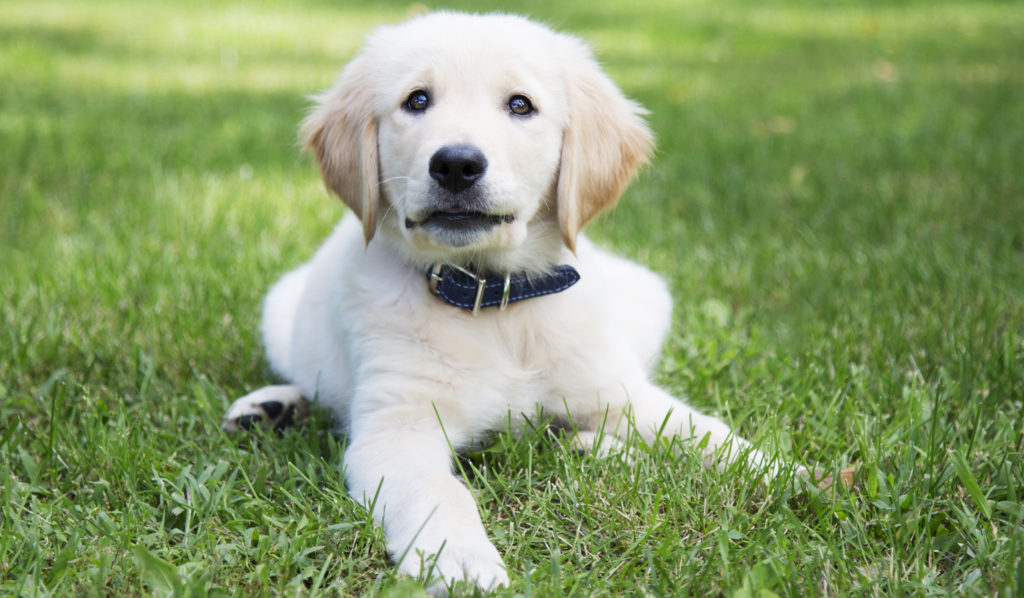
[430,263,494,316]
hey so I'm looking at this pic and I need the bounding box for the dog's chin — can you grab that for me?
[404,211,518,250]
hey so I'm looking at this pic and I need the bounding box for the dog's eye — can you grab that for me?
[405,90,430,112]
[508,95,534,116]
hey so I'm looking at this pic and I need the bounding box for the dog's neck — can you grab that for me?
[372,216,581,315]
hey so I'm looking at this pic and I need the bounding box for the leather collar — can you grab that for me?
[428,263,580,316]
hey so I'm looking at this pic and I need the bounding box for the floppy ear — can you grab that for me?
[300,56,380,243]
[557,50,654,252]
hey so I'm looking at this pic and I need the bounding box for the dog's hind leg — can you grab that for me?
[623,383,783,479]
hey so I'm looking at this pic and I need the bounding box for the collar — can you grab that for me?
[428,263,580,316]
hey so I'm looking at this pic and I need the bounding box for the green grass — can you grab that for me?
[2,0,1023,595]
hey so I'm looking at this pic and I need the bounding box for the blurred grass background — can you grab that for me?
[2,0,1023,596]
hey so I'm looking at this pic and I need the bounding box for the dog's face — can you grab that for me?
[375,24,568,261]
[302,13,653,270]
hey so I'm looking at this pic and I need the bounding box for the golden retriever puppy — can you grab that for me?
[224,12,782,592]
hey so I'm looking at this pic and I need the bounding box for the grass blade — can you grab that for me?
[950,449,991,521]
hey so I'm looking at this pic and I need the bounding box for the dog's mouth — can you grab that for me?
[405,211,516,232]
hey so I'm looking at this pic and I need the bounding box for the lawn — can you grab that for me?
[2,0,1023,596]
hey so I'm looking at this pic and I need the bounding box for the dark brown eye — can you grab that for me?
[508,95,533,116]
[405,90,430,112]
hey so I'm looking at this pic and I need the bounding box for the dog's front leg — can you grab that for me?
[344,420,508,592]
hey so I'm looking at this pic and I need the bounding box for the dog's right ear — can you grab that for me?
[300,57,380,244]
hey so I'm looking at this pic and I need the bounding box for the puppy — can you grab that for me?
[224,12,783,592]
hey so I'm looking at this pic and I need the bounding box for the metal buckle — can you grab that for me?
[499,273,511,311]
[429,264,444,294]
[430,264,488,316]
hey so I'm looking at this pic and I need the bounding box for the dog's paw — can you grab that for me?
[402,536,509,596]
[222,385,307,433]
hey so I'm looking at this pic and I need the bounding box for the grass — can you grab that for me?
[2,0,1023,595]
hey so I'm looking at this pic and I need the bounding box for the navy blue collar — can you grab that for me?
[428,263,580,315]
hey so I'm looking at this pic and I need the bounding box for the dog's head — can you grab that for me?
[301,13,653,270]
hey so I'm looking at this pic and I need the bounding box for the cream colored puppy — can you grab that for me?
[224,12,780,592]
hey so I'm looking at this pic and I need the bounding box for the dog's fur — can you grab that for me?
[224,12,782,592]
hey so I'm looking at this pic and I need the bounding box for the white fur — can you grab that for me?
[225,13,781,592]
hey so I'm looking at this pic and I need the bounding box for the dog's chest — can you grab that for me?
[420,301,585,389]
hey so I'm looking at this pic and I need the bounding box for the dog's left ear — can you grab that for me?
[557,46,654,252]
[300,55,380,244]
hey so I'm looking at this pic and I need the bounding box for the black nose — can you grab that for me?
[429,145,488,194]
